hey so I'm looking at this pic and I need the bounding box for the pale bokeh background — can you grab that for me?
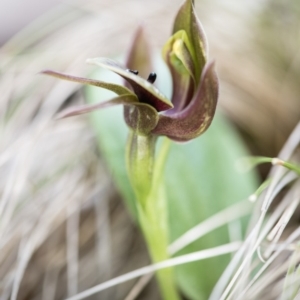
[0,0,62,44]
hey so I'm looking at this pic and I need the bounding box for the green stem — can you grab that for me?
[138,200,180,300]
[126,131,157,206]
[127,132,180,300]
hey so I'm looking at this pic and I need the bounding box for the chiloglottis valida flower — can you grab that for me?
[42,0,218,142]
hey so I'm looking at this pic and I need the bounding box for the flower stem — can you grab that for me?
[127,133,180,300]
[126,132,157,207]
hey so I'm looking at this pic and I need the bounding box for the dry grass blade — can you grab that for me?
[66,242,241,300]
[125,200,252,300]
[211,121,300,300]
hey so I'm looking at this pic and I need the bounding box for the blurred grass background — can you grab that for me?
[0,0,300,299]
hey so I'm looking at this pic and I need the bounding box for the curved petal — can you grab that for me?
[41,70,132,96]
[56,94,138,118]
[124,102,159,135]
[173,0,207,82]
[162,30,196,82]
[125,26,153,80]
[152,61,218,142]
[162,30,195,112]
[87,57,173,112]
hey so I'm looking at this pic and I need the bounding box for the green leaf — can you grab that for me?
[166,114,258,300]
[84,68,137,218]
[85,57,258,299]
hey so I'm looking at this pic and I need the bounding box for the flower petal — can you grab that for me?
[152,61,218,142]
[173,0,207,82]
[56,94,138,118]
[125,26,153,79]
[163,30,196,81]
[162,30,195,112]
[41,70,133,96]
[124,103,159,135]
[87,57,173,112]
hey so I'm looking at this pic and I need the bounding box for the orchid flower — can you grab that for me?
[42,0,218,142]
[42,2,218,299]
